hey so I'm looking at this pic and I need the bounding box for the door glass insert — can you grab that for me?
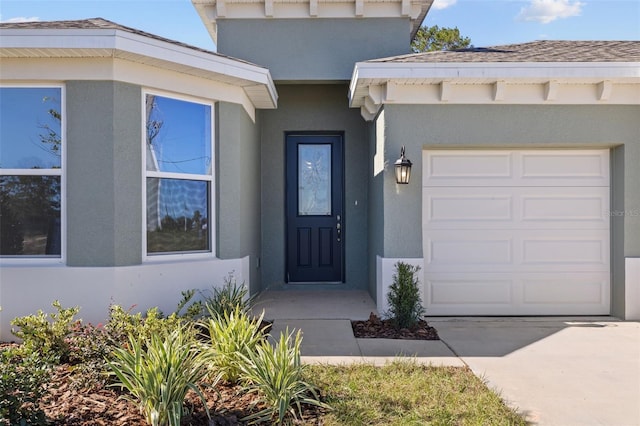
[298,144,331,216]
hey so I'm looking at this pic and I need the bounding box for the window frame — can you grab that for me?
[142,89,216,261]
[0,83,66,264]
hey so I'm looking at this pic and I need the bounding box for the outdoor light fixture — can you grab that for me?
[394,145,412,184]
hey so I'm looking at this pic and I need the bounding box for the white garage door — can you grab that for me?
[422,149,610,316]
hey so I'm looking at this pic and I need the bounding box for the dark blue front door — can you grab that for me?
[285,133,344,283]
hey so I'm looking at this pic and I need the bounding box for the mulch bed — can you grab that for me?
[40,366,325,426]
[4,314,438,425]
[352,312,440,340]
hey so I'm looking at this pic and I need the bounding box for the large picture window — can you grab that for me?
[145,94,213,255]
[0,87,63,257]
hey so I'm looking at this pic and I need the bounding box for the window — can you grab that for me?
[144,93,213,255]
[0,87,63,258]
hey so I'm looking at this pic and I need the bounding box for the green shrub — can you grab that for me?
[65,322,113,390]
[107,327,212,426]
[240,329,329,425]
[105,305,191,347]
[202,274,253,319]
[0,347,51,426]
[10,300,80,363]
[385,262,426,329]
[203,307,265,384]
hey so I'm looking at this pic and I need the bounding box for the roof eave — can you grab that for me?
[0,27,277,109]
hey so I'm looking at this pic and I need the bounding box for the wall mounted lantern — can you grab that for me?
[394,145,412,184]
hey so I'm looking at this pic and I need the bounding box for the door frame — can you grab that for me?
[284,131,345,283]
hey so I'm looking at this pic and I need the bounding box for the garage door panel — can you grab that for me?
[425,273,610,316]
[428,237,513,266]
[522,276,607,305]
[521,191,608,225]
[522,237,608,266]
[427,277,512,305]
[424,187,609,230]
[426,228,609,273]
[424,149,609,187]
[520,151,609,186]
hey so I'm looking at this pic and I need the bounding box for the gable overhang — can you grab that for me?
[349,61,640,120]
[192,0,433,44]
[0,27,278,119]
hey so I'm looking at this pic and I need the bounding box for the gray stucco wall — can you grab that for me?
[260,84,369,290]
[66,81,142,266]
[216,102,262,294]
[377,103,640,317]
[216,19,410,81]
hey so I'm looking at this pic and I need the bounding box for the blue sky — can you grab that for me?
[1,0,638,50]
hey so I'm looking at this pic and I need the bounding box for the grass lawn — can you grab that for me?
[306,361,526,426]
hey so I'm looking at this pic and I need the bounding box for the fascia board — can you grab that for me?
[0,28,277,108]
[352,61,640,81]
[0,29,119,49]
[112,30,273,85]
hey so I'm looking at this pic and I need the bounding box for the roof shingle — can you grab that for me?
[0,17,262,68]
[369,40,640,63]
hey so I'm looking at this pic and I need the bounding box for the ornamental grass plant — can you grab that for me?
[240,329,329,425]
[202,274,254,318]
[107,326,213,426]
[203,306,265,384]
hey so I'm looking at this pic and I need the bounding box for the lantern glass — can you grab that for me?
[394,146,412,184]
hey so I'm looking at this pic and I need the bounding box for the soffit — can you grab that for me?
[349,41,640,120]
[192,0,433,43]
[0,20,277,109]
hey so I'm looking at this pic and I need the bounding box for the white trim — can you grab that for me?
[0,169,62,176]
[0,57,264,121]
[349,60,640,119]
[625,258,640,320]
[0,28,277,111]
[192,0,429,29]
[0,83,66,265]
[141,89,216,261]
[352,61,640,81]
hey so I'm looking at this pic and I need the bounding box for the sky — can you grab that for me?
[0,0,638,51]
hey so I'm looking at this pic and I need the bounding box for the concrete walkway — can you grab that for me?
[257,291,640,426]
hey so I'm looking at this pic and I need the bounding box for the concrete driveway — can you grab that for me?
[431,318,640,426]
[259,292,640,425]
[272,317,640,426]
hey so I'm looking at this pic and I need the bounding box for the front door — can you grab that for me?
[285,133,344,283]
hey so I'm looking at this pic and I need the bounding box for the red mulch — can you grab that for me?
[352,312,440,340]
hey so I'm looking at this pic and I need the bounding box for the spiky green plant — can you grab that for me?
[107,327,212,426]
[203,307,265,384]
[203,274,254,318]
[240,329,329,424]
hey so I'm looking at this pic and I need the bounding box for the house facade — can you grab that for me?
[1,0,639,339]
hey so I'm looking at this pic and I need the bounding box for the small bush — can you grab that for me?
[107,327,211,426]
[0,347,51,426]
[385,262,426,329]
[65,322,113,390]
[10,300,80,363]
[240,329,329,425]
[203,307,265,384]
[105,305,191,347]
[202,274,253,319]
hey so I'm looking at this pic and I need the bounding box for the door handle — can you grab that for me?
[336,216,341,242]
